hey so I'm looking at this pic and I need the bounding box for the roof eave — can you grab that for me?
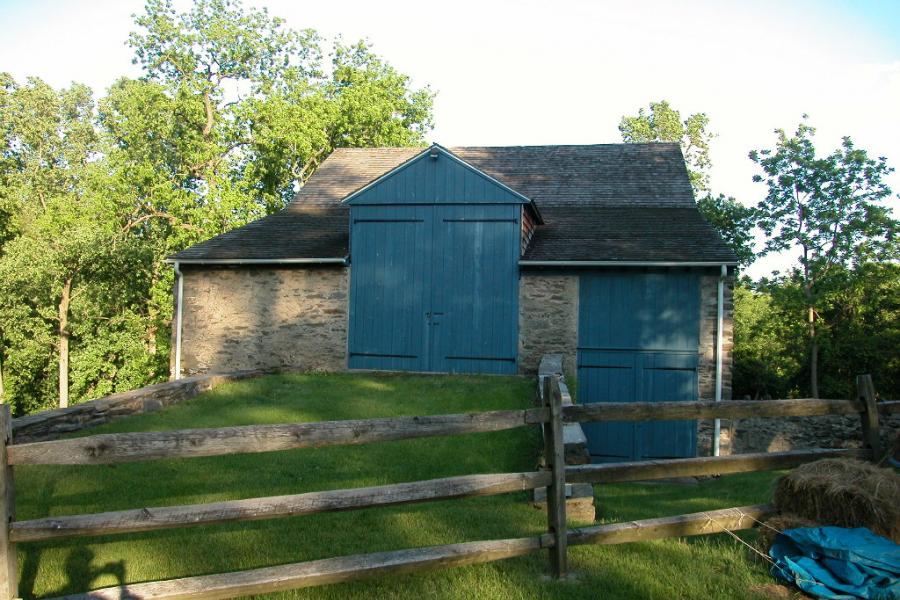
[519,260,738,267]
[165,257,348,266]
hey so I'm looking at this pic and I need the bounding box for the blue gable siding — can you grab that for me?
[346,147,523,375]
[345,146,528,205]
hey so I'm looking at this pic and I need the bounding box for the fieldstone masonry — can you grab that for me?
[518,274,579,376]
[176,266,348,375]
[698,274,734,402]
[698,413,900,456]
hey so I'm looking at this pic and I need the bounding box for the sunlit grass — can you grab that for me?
[16,372,783,599]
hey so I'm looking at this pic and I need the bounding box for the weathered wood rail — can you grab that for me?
[0,373,892,599]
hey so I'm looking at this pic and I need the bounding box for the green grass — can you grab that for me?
[15,372,783,599]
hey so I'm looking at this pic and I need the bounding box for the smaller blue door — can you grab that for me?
[578,272,700,462]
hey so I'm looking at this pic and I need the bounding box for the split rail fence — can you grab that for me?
[0,374,896,599]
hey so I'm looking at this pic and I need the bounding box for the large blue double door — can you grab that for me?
[577,272,701,462]
[348,204,519,374]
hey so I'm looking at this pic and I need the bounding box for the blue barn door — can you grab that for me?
[430,205,519,374]
[577,272,700,462]
[348,204,519,374]
[347,205,432,371]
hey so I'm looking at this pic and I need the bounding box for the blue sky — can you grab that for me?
[1,0,898,277]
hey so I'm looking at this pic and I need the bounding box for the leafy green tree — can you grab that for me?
[619,100,713,193]
[732,281,806,399]
[0,76,106,409]
[0,0,435,414]
[749,117,897,397]
[696,194,756,268]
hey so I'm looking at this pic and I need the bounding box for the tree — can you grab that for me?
[749,117,897,397]
[0,76,109,409]
[619,100,713,193]
[732,280,806,399]
[696,194,757,268]
[0,0,436,415]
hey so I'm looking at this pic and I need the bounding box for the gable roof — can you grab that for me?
[171,143,737,265]
[344,144,534,206]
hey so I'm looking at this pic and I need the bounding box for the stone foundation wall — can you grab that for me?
[518,275,579,376]
[697,413,900,456]
[176,266,348,376]
[698,274,734,401]
[11,369,275,443]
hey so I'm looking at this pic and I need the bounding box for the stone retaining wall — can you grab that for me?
[11,369,276,443]
[697,413,900,456]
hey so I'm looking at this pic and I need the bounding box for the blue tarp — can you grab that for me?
[770,526,900,599]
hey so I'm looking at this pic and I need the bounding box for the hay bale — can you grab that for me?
[756,513,820,553]
[773,459,900,542]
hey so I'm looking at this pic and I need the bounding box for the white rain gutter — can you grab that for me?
[519,260,738,267]
[713,264,727,456]
[173,261,184,381]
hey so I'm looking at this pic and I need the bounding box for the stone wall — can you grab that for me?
[698,413,900,456]
[11,369,275,443]
[176,266,348,376]
[518,274,579,376]
[698,274,734,401]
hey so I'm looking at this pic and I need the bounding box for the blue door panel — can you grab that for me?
[638,352,699,459]
[577,272,700,462]
[348,204,518,375]
[578,352,637,462]
[432,205,519,374]
[348,205,431,371]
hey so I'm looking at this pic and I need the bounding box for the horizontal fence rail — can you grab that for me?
[8,409,546,466]
[11,400,897,466]
[1,372,894,599]
[54,504,774,600]
[563,398,865,423]
[10,471,552,543]
[566,448,872,484]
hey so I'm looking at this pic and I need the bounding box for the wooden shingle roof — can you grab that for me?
[172,143,738,264]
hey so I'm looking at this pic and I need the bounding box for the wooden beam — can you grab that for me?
[50,504,777,599]
[878,401,900,415]
[857,375,883,461]
[0,405,16,600]
[53,536,544,600]
[11,471,551,543]
[563,398,863,423]
[565,504,775,547]
[542,376,567,578]
[565,448,872,484]
[8,410,542,466]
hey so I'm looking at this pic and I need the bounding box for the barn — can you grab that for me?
[168,143,737,461]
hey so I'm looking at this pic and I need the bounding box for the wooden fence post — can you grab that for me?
[0,404,16,599]
[542,376,567,578]
[856,374,883,462]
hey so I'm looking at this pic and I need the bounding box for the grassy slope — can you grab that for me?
[15,373,781,599]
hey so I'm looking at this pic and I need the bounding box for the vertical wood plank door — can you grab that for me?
[577,271,700,462]
[348,204,519,375]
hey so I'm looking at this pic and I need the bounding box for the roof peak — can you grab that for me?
[332,142,681,152]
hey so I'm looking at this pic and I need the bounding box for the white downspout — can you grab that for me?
[713,264,726,456]
[174,261,184,381]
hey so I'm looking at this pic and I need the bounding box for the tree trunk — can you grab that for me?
[202,90,214,139]
[58,277,72,409]
[808,306,819,399]
[0,346,5,401]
